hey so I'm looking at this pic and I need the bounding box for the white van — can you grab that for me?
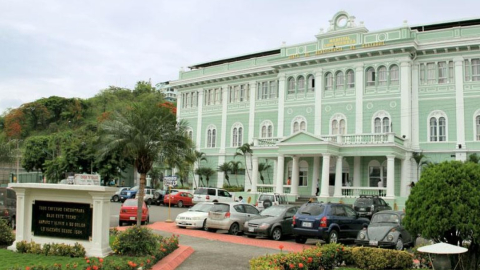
[192,188,234,204]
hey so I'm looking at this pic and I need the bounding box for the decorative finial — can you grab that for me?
[403,20,408,26]
[281,41,286,47]
[319,28,324,34]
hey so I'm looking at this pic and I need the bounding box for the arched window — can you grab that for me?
[330,114,347,135]
[366,67,376,86]
[207,125,217,148]
[372,111,391,133]
[475,115,480,141]
[297,76,305,93]
[335,71,344,90]
[185,128,193,140]
[428,111,447,142]
[260,120,274,138]
[287,77,295,94]
[325,72,333,90]
[307,75,315,92]
[291,116,307,134]
[389,65,399,85]
[346,70,355,88]
[332,120,338,134]
[231,123,243,147]
[378,66,387,86]
[368,160,387,188]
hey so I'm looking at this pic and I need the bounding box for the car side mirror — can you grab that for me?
[284,216,292,220]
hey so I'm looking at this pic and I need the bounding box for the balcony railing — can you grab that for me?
[254,133,403,147]
[341,187,387,197]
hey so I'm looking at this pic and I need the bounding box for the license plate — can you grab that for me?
[369,240,378,246]
[302,222,312,228]
[360,208,365,211]
[129,217,136,220]
[248,227,254,232]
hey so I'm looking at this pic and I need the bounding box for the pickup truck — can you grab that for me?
[119,186,154,203]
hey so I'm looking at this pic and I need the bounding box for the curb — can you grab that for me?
[151,245,194,270]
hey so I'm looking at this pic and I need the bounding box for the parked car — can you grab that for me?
[175,202,215,230]
[119,186,153,202]
[0,187,16,229]
[293,202,369,244]
[255,193,289,211]
[353,195,392,219]
[111,187,130,202]
[153,189,179,206]
[192,187,234,204]
[118,199,149,226]
[163,191,194,207]
[243,205,299,241]
[205,202,261,235]
[355,210,413,250]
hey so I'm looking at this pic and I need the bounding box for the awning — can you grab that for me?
[418,242,468,254]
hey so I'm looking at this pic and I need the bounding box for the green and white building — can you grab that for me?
[170,11,480,208]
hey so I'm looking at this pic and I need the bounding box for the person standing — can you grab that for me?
[378,179,383,196]
[287,177,291,185]
[315,179,320,196]
[238,196,245,203]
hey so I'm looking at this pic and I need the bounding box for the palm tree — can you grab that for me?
[218,162,232,186]
[194,167,206,186]
[412,151,430,182]
[258,162,272,185]
[99,99,193,225]
[234,143,253,184]
[203,167,216,187]
[193,150,207,188]
[229,160,242,186]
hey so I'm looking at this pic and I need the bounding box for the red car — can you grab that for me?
[163,191,194,207]
[119,199,149,226]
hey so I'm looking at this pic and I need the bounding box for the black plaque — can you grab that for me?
[32,201,92,240]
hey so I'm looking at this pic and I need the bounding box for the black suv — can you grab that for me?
[353,195,392,219]
[293,202,369,244]
[0,187,16,229]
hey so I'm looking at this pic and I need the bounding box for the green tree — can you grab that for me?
[193,151,207,188]
[194,167,206,187]
[229,160,242,187]
[234,143,253,185]
[218,162,232,186]
[258,161,272,185]
[22,136,50,173]
[403,161,480,269]
[411,151,429,182]
[203,167,216,187]
[99,99,192,225]
[467,153,480,164]
[0,140,14,163]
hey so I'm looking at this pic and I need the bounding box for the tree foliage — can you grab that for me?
[403,161,480,269]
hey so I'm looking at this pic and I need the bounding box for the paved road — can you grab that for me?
[109,201,187,227]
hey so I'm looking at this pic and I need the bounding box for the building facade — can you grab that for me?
[170,11,480,207]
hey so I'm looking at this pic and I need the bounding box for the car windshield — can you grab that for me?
[355,198,373,206]
[123,200,139,207]
[130,186,139,191]
[298,203,325,216]
[169,192,178,196]
[211,203,229,213]
[372,213,399,223]
[260,206,285,217]
[189,203,214,212]
[194,188,208,195]
[259,194,274,201]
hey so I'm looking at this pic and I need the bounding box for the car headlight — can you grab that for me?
[387,234,394,241]
[259,223,270,229]
[359,232,366,240]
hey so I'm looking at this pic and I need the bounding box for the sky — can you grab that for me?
[1,0,480,114]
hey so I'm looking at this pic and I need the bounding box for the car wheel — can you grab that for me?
[146,199,152,205]
[396,237,404,250]
[178,226,186,229]
[247,235,256,238]
[228,223,240,235]
[202,219,207,231]
[177,201,184,208]
[207,228,217,233]
[113,195,119,202]
[119,220,123,227]
[295,236,307,244]
[327,230,339,244]
[271,227,282,241]
[263,199,272,209]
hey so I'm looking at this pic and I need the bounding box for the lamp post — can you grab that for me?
[165,185,173,223]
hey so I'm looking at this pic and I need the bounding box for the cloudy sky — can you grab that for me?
[1,0,479,114]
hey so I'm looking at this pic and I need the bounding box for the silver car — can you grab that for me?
[205,202,260,235]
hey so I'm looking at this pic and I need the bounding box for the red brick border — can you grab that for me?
[151,245,194,270]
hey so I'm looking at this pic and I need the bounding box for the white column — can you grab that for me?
[320,154,331,198]
[400,152,412,197]
[248,82,257,143]
[353,157,361,187]
[220,86,228,154]
[386,155,395,198]
[89,193,113,257]
[411,64,420,149]
[312,156,320,196]
[291,156,299,196]
[276,154,285,194]
[217,156,225,188]
[355,64,364,133]
[277,73,286,138]
[454,57,466,161]
[196,90,204,150]
[8,188,27,251]
[176,91,182,123]
[251,155,259,193]
[400,60,412,141]
[314,69,323,135]
[334,156,343,197]
[272,159,278,187]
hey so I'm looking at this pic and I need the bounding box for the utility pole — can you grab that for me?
[15,139,20,183]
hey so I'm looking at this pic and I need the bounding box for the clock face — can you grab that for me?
[336,15,348,28]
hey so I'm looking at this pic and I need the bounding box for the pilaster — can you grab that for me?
[248,82,256,143]
[411,63,420,150]
[355,64,364,133]
[277,74,286,138]
[334,156,343,197]
[276,154,285,194]
[220,86,228,154]
[251,155,259,193]
[312,156,320,196]
[291,156,299,196]
[314,69,323,135]
[454,57,466,157]
[386,155,395,198]
[400,60,412,141]
[320,155,331,198]
[196,90,204,150]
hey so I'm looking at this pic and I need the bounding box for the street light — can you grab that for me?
[165,185,173,223]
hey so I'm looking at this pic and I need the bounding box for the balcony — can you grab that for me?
[254,133,405,147]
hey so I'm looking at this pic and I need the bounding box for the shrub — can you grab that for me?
[111,225,162,256]
[351,247,413,270]
[0,219,15,245]
[15,241,86,257]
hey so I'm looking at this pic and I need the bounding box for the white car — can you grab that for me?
[192,187,234,204]
[175,202,214,230]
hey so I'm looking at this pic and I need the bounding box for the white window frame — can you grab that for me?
[287,77,295,94]
[474,109,480,141]
[335,71,344,90]
[389,65,399,85]
[473,59,480,81]
[206,125,217,148]
[297,76,305,93]
[346,69,355,88]
[186,127,193,141]
[427,63,436,85]
[330,113,347,135]
[291,116,307,134]
[427,110,448,142]
[325,72,333,91]
[366,67,375,86]
[378,66,387,86]
[260,120,274,138]
[438,61,447,84]
[371,111,391,133]
[231,123,243,147]
[299,160,308,186]
[368,160,387,188]
[307,75,315,92]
